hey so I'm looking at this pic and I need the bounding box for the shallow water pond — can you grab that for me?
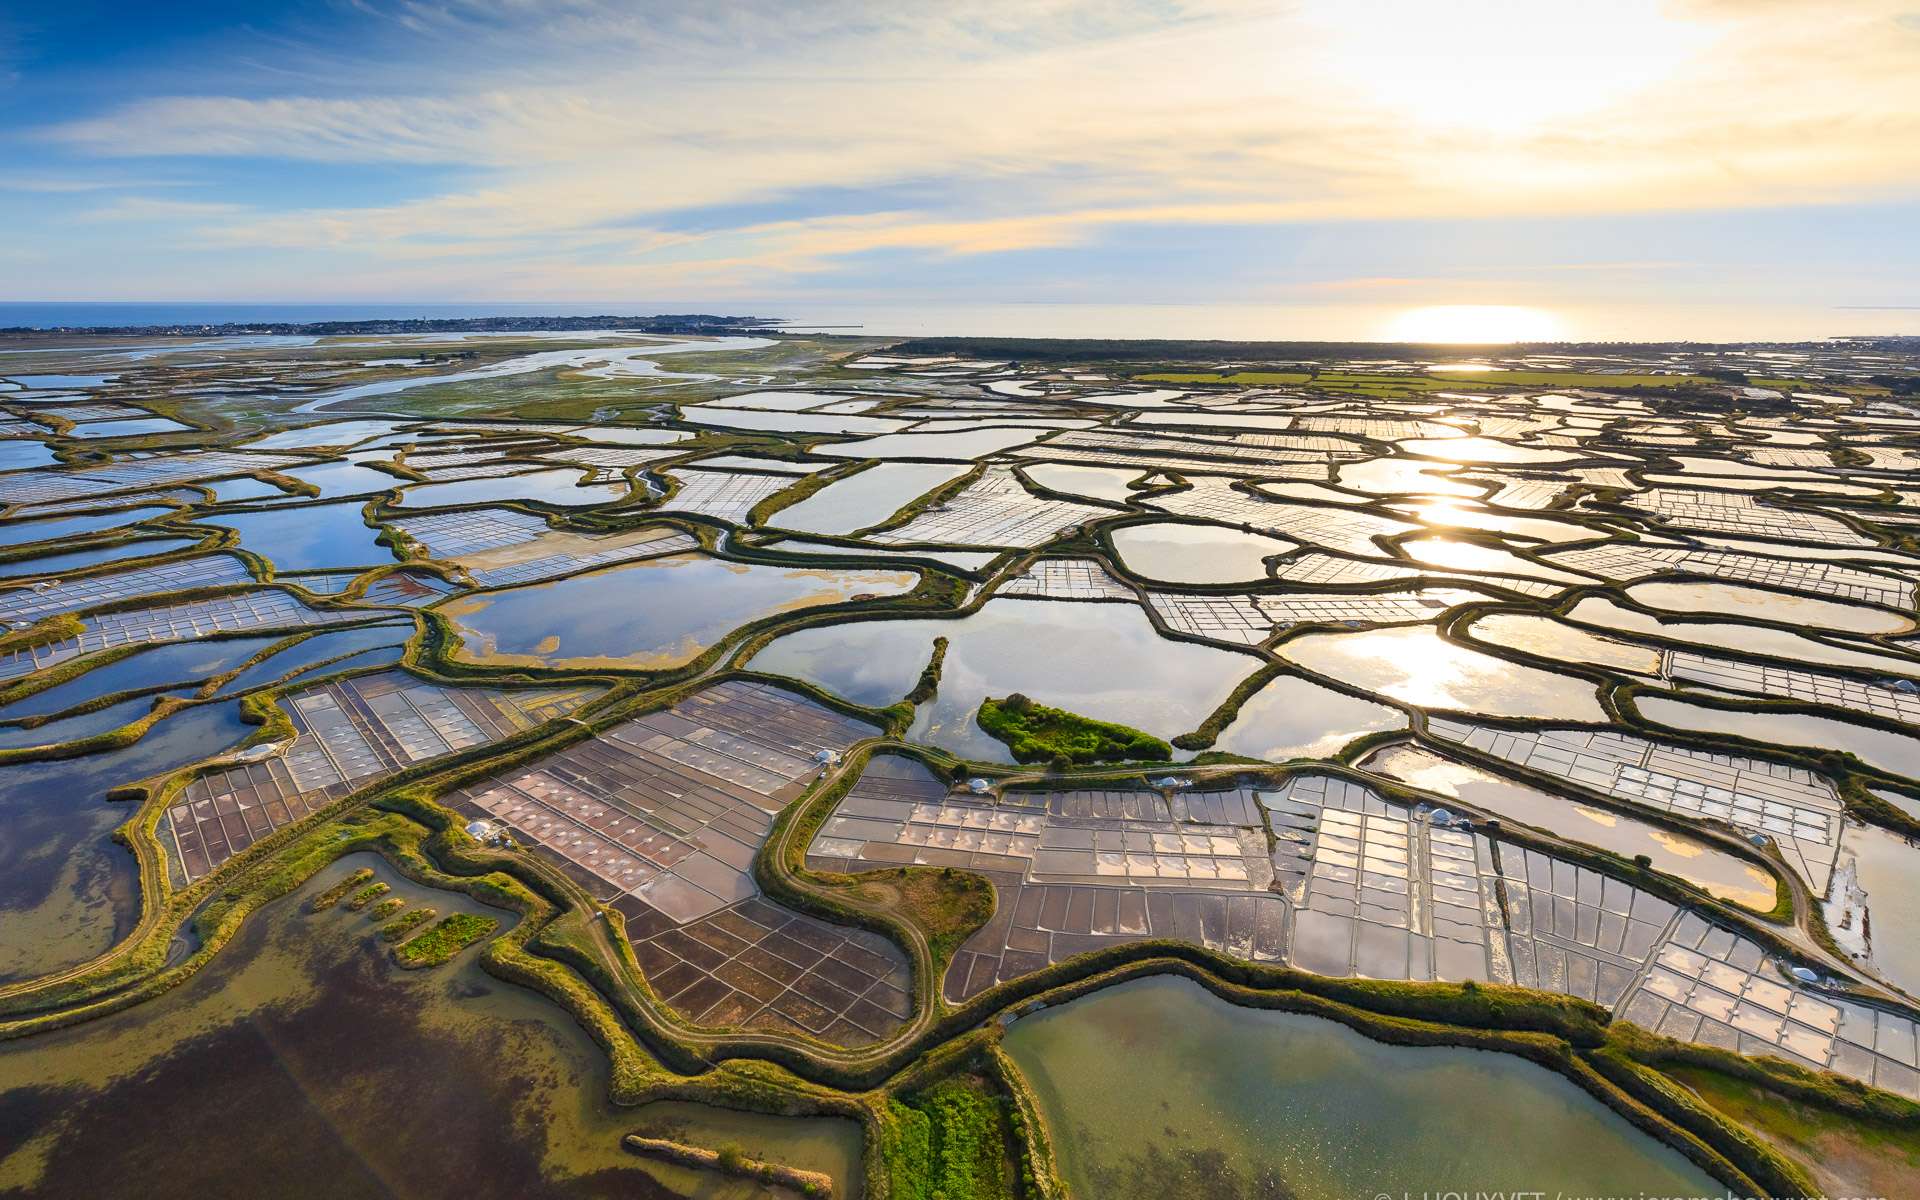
[246,418,404,449]
[1362,744,1776,909]
[1280,624,1605,721]
[1692,535,1920,568]
[441,553,918,670]
[4,373,115,388]
[0,854,863,1198]
[1250,480,1370,505]
[279,459,408,499]
[1390,497,1595,543]
[1567,597,1920,678]
[1,636,283,719]
[749,598,1258,762]
[1128,410,1298,432]
[279,570,360,594]
[196,500,394,573]
[0,700,252,984]
[63,417,194,439]
[1337,456,1481,497]
[1209,674,1405,761]
[204,475,292,503]
[1846,822,1920,998]
[1466,612,1662,674]
[705,389,861,411]
[754,537,1000,573]
[211,622,414,696]
[565,425,690,447]
[770,462,967,535]
[1399,435,1575,464]
[1638,694,1920,782]
[817,426,1043,460]
[1109,521,1295,585]
[0,691,184,751]
[0,441,59,473]
[1400,536,1592,586]
[1002,974,1720,1200]
[0,535,200,579]
[1074,388,1185,408]
[681,406,903,436]
[627,1101,865,1199]
[395,467,629,509]
[1020,462,1144,503]
[0,505,174,550]
[1624,580,1909,635]
[1640,472,1879,497]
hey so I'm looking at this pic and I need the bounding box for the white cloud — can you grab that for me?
[17,0,1920,295]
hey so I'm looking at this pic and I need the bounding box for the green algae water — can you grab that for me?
[0,701,254,984]
[0,854,863,1199]
[1002,975,1722,1200]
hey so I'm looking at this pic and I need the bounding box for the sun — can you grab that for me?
[1385,305,1563,344]
[1298,0,1712,136]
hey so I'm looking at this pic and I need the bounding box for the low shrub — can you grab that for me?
[343,882,390,912]
[309,867,376,912]
[393,912,499,968]
[976,695,1169,765]
[380,906,436,942]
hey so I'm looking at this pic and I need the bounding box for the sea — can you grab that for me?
[1,301,1909,343]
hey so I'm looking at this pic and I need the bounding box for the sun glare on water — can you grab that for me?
[1385,305,1563,344]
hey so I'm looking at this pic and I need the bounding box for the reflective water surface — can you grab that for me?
[770,462,967,535]
[1002,974,1719,1200]
[1280,625,1606,721]
[1211,674,1407,761]
[0,536,200,580]
[1638,694,1920,783]
[750,598,1258,762]
[1109,521,1296,585]
[442,554,919,670]
[1624,580,1910,635]
[0,701,252,983]
[1467,612,1662,674]
[196,500,393,573]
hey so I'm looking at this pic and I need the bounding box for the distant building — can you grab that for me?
[465,818,507,846]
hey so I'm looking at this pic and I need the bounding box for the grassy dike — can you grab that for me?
[397,715,1787,1198]
[0,478,1910,1199]
[0,612,84,659]
[0,761,1835,1200]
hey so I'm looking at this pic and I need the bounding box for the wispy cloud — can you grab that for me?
[0,173,196,193]
[74,197,247,223]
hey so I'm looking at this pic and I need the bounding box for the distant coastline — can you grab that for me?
[3,300,1916,349]
[0,311,781,338]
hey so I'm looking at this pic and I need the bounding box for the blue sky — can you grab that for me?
[3,1,1918,338]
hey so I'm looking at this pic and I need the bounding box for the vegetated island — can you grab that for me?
[392,912,500,968]
[976,693,1172,766]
